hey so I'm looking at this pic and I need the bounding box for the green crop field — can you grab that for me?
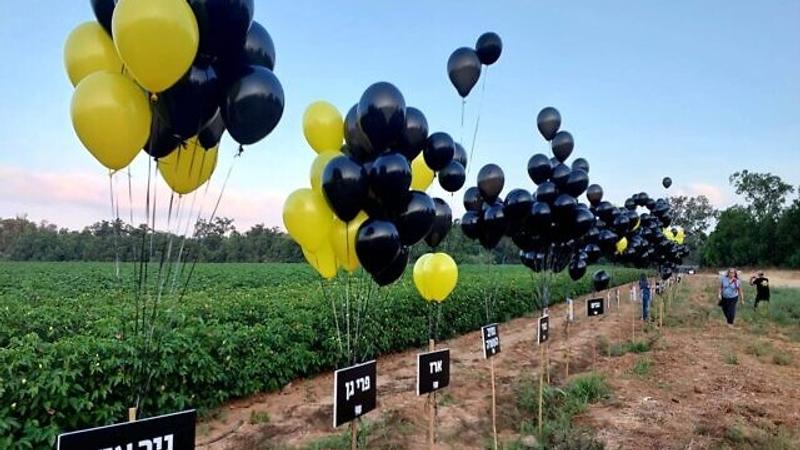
[0,262,640,447]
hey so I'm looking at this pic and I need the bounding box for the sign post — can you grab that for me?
[417,343,450,449]
[481,323,501,450]
[565,298,574,378]
[587,297,605,368]
[57,410,196,450]
[333,360,377,449]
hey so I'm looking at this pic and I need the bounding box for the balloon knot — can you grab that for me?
[237,145,244,157]
[149,93,158,102]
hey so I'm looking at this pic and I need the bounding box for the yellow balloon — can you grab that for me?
[283,188,333,252]
[413,253,434,300]
[615,237,628,255]
[64,22,123,87]
[330,212,367,273]
[158,137,218,195]
[410,154,434,191]
[426,253,458,302]
[71,72,151,171]
[112,0,199,92]
[303,101,344,153]
[303,243,337,280]
[310,151,342,194]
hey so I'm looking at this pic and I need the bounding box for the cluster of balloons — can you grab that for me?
[593,190,689,279]
[66,0,284,195]
[284,82,467,286]
[413,253,458,302]
[460,107,598,282]
[447,32,503,98]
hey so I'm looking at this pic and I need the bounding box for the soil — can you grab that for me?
[196,275,800,449]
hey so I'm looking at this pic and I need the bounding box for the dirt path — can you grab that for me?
[196,276,800,449]
[580,276,800,450]
[196,284,641,449]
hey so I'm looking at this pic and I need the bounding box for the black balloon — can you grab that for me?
[453,142,468,168]
[198,108,225,149]
[504,189,533,222]
[564,169,589,197]
[425,198,453,247]
[551,131,574,162]
[368,152,412,208]
[356,219,402,275]
[479,202,506,249]
[636,192,649,207]
[571,206,595,238]
[571,157,590,174]
[526,202,552,235]
[527,153,553,184]
[597,229,619,253]
[568,258,588,281]
[535,182,558,204]
[156,62,220,140]
[461,211,480,239]
[396,107,429,161]
[646,198,656,210]
[438,161,466,192]
[90,0,115,35]
[357,82,406,152]
[395,191,435,245]
[551,163,571,190]
[586,184,604,206]
[463,186,483,211]
[595,201,615,223]
[343,104,375,162]
[424,132,455,171]
[662,177,672,189]
[143,113,180,159]
[447,47,482,98]
[241,21,276,70]
[584,243,601,263]
[553,194,577,222]
[372,246,409,286]
[592,270,610,291]
[221,66,284,145]
[189,0,254,62]
[624,198,637,211]
[477,164,505,203]
[536,107,561,141]
[475,32,502,65]
[322,156,368,222]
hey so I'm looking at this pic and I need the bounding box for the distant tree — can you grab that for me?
[729,170,794,223]
[702,207,759,267]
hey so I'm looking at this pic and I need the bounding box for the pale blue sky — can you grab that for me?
[1,1,798,229]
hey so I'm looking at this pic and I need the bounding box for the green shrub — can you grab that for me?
[0,262,640,446]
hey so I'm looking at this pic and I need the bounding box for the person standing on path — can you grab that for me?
[749,271,770,310]
[718,268,744,326]
[639,273,652,321]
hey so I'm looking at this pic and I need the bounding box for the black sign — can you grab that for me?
[333,360,377,428]
[587,298,605,317]
[416,349,450,395]
[537,315,550,344]
[57,410,196,450]
[481,323,501,359]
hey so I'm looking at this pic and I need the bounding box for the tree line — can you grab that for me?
[2,170,797,267]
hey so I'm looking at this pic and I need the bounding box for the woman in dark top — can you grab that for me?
[719,268,744,326]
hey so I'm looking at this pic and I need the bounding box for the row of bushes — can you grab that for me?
[0,262,641,448]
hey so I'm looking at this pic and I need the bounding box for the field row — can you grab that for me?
[0,262,640,447]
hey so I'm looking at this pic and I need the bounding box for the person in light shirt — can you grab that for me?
[718,268,744,326]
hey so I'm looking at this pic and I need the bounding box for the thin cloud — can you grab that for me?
[0,165,287,231]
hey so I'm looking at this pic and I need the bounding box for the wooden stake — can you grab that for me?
[351,420,358,450]
[538,344,545,435]
[128,407,137,423]
[659,296,664,328]
[490,357,498,450]
[592,338,596,369]
[428,339,435,450]
[564,320,571,379]
[545,343,550,384]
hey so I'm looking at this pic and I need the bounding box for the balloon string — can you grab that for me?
[467,66,489,179]
[178,152,239,303]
